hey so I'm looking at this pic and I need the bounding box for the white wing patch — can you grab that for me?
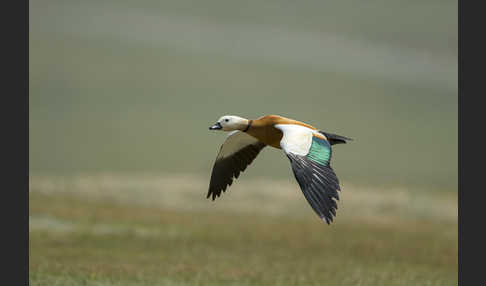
[274,124,315,156]
[216,131,260,160]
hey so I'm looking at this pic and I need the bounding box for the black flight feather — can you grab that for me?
[286,153,341,224]
[207,142,266,200]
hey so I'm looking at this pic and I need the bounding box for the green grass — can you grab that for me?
[29,1,457,282]
[29,175,457,286]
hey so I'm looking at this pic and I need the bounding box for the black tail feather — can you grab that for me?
[319,131,353,145]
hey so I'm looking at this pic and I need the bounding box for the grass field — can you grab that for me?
[30,0,457,284]
[29,174,457,285]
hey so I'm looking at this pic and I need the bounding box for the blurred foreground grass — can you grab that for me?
[30,0,457,284]
[29,174,457,286]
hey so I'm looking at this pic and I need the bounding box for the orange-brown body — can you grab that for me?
[246,115,325,149]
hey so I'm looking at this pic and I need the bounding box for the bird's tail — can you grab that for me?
[319,131,353,145]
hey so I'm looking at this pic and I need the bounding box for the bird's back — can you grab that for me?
[246,115,319,149]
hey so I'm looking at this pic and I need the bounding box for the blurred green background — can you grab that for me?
[30,0,457,190]
[29,1,457,285]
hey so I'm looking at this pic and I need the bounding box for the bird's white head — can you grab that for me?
[209,115,250,132]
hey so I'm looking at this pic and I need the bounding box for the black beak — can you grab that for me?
[209,122,222,130]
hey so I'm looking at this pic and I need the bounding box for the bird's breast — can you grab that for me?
[247,125,283,149]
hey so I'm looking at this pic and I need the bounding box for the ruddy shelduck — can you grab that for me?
[208,115,352,224]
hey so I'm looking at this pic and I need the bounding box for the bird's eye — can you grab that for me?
[224,119,229,122]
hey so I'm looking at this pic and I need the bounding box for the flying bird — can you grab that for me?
[207,115,352,224]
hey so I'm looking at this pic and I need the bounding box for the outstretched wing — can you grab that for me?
[207,131,266,200]
[275,124,341,224]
